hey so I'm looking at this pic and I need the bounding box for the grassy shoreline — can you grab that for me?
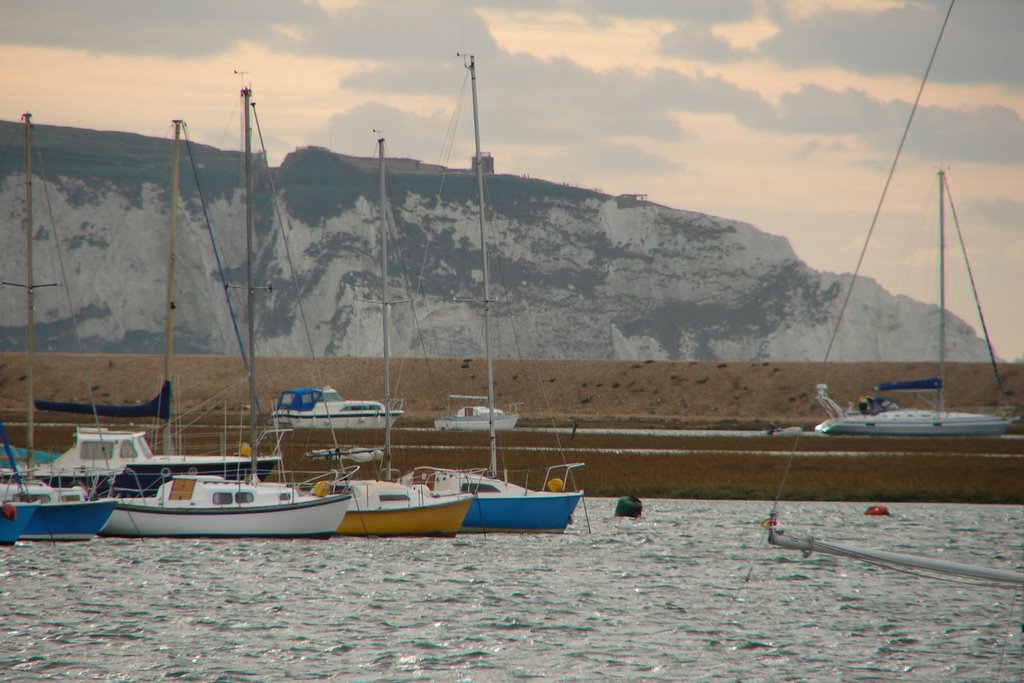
[8,421,1022,505]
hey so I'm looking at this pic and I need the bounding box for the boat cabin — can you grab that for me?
[46,428,154,473]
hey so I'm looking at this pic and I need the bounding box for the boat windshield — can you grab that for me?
[322,390,344,402]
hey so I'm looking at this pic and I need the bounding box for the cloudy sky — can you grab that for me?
[3,0,1023,360]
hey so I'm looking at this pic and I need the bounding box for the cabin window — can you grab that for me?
[278,493,291,502]
[212,492,233,505]
[26,493,53,503]
[80,441,116,461]
[322,390,343,402]
[60,493,83,502]
[461,483,501,494]
[380,493,410,502]
[236,492,255,504]
[117,443,137,460]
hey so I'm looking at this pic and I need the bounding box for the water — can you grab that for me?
[2,499,1021,682]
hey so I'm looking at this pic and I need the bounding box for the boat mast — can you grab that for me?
[466,55,498,479]
[242,87,259,478]
[378,137,394,481]
[23,113,35,472]
[163,120,182,454]
[937,169,946,415]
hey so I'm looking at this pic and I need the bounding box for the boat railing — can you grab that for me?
[292,466,357,494]
[815,384,846,421]
[543,462,585,493]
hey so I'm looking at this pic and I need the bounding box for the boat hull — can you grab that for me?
[275,413,401,430]
[816,410,1014,437]
[22,499,117,541]
[1,502,38,545]
[434,415,519,431]
[337,496,473,536]
[460,491,583,533]
[100,494,351,538]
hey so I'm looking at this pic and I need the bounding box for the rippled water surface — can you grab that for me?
[2,499,1021,682]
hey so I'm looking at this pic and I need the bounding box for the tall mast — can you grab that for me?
[467,55,498,478]
[378,137,394,480]
[937,169,946,415]
[23,113,35,471]
[242,87,259,477]
[163,120,182,454]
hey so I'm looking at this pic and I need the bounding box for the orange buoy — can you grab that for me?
[864,504,891,516]
[2,502,16,522]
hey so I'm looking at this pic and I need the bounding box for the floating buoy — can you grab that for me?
[2,502,16,522]
[614,496,643,518]
[865,504,891,516]
[547,477,564,493]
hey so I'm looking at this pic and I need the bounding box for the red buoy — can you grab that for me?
[864,504,890,516]
[2,502,16,522]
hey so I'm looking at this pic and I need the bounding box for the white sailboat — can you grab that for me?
[102,92,350,538]
[433,394,519,431]
[401,55,585,533]
[33,119,280,498]
[815,171,1017,437]
[311,136,473,536]
[0,112,116,541]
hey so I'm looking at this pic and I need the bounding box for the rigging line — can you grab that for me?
[182,125,250,389]
[249,105,325,373]
[378,152,415,406]
[400,75,474,409]
[478,178,573,463]
[767,0,957,517]
[32,129,103,432]
[942,173,1009,406]
[820,0,956,367]
[387,187,442,399]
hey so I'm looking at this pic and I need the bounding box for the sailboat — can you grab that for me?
[0,499,37,546]
[814,171,1018,437]
[100,92,350,538]
[32,119,281,499]
[1,419,41,545]
[434,394,520,431]
[307,137,473,536]
[0,113,116,541]
[399,56,585,533]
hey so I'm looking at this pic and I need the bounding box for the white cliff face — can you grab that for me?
[0,141,996,363]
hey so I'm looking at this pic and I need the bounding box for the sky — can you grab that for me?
[3,0,1023,361]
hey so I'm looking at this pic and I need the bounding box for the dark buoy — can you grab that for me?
[864,504,891,516]
[614,496,643,518]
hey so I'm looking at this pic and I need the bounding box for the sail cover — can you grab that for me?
[34,380,172,421]
[874,377,942,392]
[275,388,322,411]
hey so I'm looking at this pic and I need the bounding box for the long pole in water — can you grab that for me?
[378,137,393,480]
[769,527,1024,586]
[242,87,258,478]
[163,120,182,454]
[466,55,498,478]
